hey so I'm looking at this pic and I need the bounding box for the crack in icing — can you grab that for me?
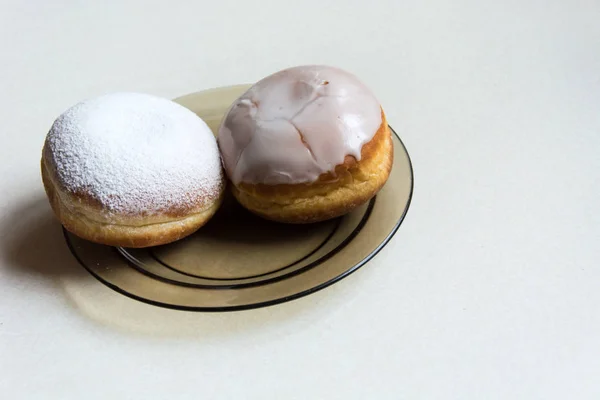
[289,119,317,163]
[218,65,382,185]
[289,87,322,121]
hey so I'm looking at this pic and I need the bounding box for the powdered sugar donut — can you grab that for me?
[41,92,225,247]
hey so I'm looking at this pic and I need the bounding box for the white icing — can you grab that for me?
[45,92,223,215]
[218,65,382,185]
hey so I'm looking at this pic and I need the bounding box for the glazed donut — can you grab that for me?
[41,92,225,247]
[218,65,393,223]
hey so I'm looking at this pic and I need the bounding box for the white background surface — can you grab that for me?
[1,0,599,398]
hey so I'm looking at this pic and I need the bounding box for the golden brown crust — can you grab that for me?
[231,110,393,223]
[41,155,225,248]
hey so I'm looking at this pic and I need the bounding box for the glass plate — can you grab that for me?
[63,85,414,311]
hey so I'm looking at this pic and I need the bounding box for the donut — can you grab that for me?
[218,65,393,223]
[41,92,225,248]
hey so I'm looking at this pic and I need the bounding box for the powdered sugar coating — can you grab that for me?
[44,92,223,216]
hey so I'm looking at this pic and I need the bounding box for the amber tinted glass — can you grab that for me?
[64,85,414,311]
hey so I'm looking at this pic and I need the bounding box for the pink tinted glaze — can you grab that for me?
[217,65,382,185]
